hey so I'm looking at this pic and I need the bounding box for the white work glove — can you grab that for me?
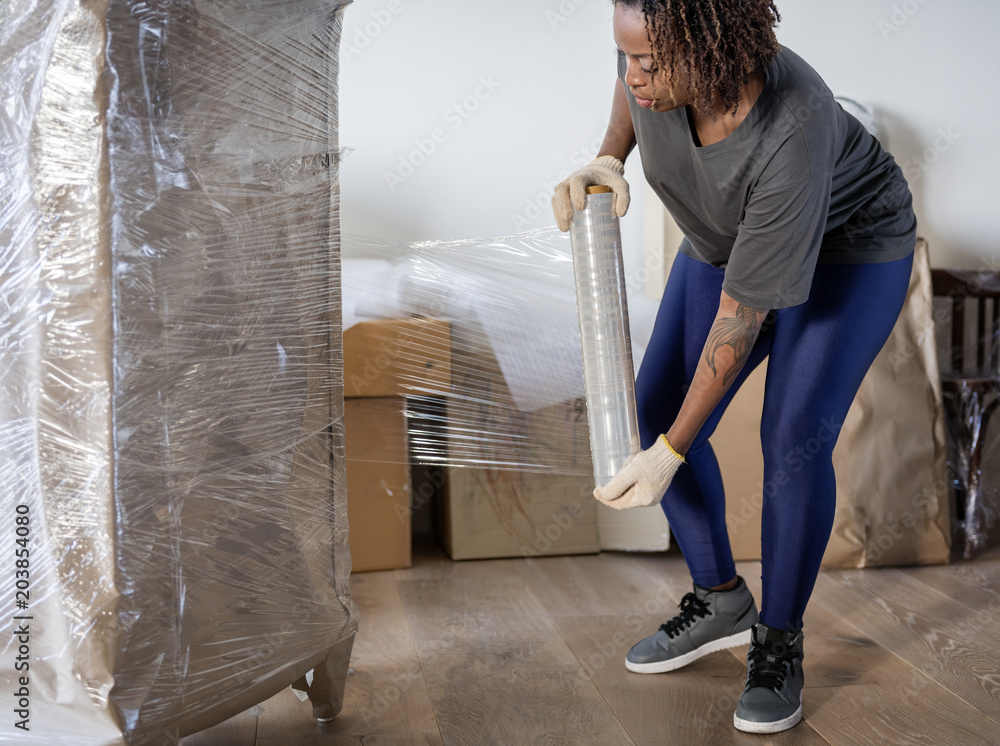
[551,155,630,231]
[594,435,685,510]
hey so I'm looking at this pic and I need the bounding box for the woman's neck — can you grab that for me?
[689,71,766,147]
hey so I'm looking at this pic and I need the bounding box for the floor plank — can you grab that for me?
[341,572,440,735]
[735,563,906,689]
[805,682,999,746]
[553,615,830,745]
[513,551,682,618]
[397,571,636,745]
[901,553,1000,612]
[393,535,456,581]
[741,560,1000,741]
[178,539,1000,745]
[180,707,257,746]
[813,568,1000,722]
[255,572,441,743]
[622,551,702,605]
[257,732,444,746]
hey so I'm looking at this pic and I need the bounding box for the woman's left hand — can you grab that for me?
[593,435,685,509]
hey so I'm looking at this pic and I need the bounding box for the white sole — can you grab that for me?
[625,627,753,674]
[733,704,803,734]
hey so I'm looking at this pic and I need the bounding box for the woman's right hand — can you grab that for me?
[593,435,685,510]
[551,155,630,231]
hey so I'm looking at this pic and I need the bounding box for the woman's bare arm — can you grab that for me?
[598,79,636,163]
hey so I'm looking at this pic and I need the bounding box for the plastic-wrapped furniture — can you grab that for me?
[1,2,357,743]
[931,268,1000,558]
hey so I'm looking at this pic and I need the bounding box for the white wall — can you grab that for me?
[338,0,645,255]
[774,0,1000,270]
[339,0,999,279]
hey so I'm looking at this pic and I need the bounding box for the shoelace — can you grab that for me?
[746,639,798,690]
[659,592,710,638]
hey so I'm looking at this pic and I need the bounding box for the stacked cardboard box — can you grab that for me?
[342,318,451,571]
[343,317,600,565]
[438,331,600,560]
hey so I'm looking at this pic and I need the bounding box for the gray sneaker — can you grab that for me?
[625,577,758,673]
[733,622,804,734]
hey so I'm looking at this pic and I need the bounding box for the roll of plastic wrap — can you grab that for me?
[570,186,641,486]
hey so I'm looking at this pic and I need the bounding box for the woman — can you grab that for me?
[552,0,916,734]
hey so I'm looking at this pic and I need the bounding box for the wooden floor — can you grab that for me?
[183,539,1000,746]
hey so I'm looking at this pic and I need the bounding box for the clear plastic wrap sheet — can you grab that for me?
[343,228,593,475]
[1,1,356,743]
[942,379,1000,557]
[341,229,611,560]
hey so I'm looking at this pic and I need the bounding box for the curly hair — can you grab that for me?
[615,0,781,117]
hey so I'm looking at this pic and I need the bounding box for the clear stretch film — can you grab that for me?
[570,187,641,486]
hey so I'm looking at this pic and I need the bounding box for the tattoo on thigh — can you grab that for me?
[705,303,765,386]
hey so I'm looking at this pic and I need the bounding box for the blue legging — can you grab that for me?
[636,249,914,632]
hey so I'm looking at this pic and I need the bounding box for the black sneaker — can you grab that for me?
[733,622,804,733]
[625,577,758,673]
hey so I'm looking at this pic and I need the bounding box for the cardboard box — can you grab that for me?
[436,334,600,560]
[343,317,599,563]
[342,318,451,572]
[715,363,767,561]
[345,398,411,572]
[343,318,451,398]
[441,452,600,560]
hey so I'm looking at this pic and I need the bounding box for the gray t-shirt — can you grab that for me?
[619,46,916,309]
